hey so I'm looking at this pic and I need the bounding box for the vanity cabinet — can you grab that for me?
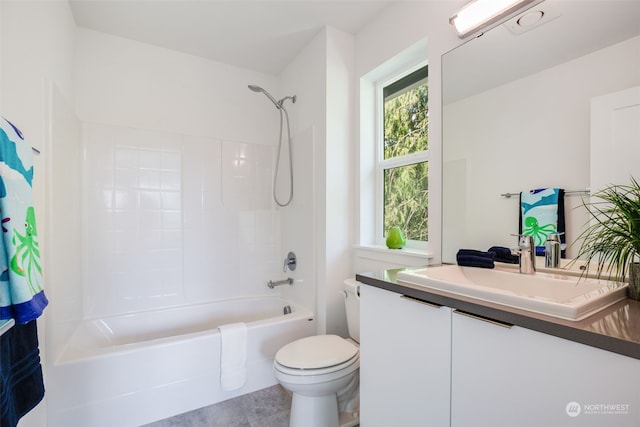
[360,284,452,427]
[360,284,640,427]
[451,310,640,427]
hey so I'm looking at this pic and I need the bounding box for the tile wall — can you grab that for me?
[82,123,281,318]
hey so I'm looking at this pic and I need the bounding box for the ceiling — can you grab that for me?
[443,0,640,104]
[68,0,397,75]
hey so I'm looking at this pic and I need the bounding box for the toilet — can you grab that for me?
[273,279,360,427]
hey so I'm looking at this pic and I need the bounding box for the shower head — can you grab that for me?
[248,85,297,110]
[248,84,281,109]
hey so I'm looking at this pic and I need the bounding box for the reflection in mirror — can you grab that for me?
[442,0,640,264]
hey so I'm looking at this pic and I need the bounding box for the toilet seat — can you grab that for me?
[274,335,359,376]
[274,353,359,377]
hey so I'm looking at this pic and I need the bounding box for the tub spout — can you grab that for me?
[267,277,294,289]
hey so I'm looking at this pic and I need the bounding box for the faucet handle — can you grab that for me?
[511,233,533,248]
[520,234,533,248]
[283,251,297,272]
[545,232,564,242]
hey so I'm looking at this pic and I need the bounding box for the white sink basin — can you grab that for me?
[396,265,628,321]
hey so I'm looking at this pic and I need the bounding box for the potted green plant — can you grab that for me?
[574,176,640,300]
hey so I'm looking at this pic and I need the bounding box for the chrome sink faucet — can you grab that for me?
[514,234,536,275]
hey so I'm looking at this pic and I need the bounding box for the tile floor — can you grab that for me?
[143,385,292,427]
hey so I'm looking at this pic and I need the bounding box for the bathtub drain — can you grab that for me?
[283,305,292,315]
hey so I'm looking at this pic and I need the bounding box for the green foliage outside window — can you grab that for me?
[383,82,429,241]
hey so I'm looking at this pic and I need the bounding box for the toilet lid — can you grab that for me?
[275,334,359,369]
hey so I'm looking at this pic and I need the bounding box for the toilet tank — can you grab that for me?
[343,279,361,343]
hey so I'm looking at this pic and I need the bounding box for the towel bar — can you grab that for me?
[501,189,590,198]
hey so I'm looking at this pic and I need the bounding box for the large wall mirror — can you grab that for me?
[441,0,640,264]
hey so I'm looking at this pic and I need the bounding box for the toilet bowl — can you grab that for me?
[273,279,361,427]
[274,335,359,427]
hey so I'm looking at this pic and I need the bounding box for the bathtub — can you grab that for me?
[46,297,315,427]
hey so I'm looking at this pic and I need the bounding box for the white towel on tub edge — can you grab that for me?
[219,322,248,391]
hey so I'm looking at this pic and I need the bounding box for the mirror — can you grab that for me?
[442,0,640,263]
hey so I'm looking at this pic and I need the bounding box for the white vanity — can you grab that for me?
[357,268,640,427]
[360,284,451,427]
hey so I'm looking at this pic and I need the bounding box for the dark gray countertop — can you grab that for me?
[356,268,640,360]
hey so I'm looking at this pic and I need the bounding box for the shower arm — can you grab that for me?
[278,95,297,108]
[248,85,296,110]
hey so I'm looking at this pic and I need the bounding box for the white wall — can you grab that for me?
[277,26,355,337]
[324,28,355,336]
[442,35,640,262]
[0,0,471,349]
[0,2,77,426]
[74,28,306,317]
[79,122,282,317]
[45,82,82,363]
[74,23,357,337]
[277,29,325,332]
[0,1,473,424]
[5,0,586,423]
[74,29,279,143]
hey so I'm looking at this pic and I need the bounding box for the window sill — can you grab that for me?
[353,244,434,267]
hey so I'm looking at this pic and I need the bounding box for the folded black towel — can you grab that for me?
[1,320,45,427]
[487,246,519,264]
[456,249,495,269]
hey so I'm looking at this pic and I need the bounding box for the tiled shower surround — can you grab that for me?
[82,122,281,318]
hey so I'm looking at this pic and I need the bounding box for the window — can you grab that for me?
[378,65,428,246]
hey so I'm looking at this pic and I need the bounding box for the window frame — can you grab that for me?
[375,62,429,250]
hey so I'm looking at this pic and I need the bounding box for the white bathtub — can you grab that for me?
[46,297,315,427]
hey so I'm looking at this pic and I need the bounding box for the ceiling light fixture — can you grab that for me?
[449,0,544,38]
